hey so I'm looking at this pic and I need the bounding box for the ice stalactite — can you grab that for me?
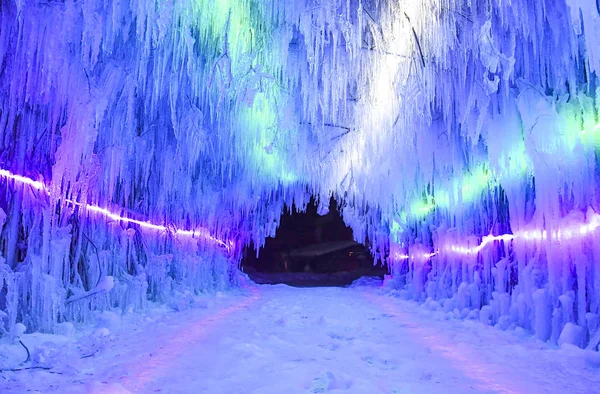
[1,0,600,350]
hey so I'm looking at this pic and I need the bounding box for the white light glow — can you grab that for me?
[0,168,231,251]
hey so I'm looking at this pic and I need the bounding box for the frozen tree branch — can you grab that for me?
[82,231,103,288]
[0,366,62,374]
[19,340,30,363]
[65,276,114,305]
[403,13,426,68]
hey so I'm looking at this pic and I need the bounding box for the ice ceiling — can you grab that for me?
[1,0,600,348]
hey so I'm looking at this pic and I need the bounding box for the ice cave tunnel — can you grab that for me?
[1,0,600,392]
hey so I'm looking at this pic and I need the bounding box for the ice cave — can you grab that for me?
[1,0,600,392]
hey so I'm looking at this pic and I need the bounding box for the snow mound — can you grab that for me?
[348,276,383,288]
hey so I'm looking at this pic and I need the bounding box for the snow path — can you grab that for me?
[2,284,599,393]
[118,287,262,392]
[118,285,599,393]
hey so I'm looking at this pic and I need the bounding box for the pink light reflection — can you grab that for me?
[120,286,260,392]
[392,252,409,260]
[0,168,231,251]
[423,251,439,259]
[391,251,438,261]
[363,292,530,394]
[449,233,515,256]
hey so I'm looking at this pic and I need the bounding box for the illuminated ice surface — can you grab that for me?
[2,0,600,391]
[1,281,599,393]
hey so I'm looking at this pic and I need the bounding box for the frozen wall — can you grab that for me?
[1,0,600,348]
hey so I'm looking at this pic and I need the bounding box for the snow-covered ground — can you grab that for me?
[2,280,599,394]
[246,269,384,287]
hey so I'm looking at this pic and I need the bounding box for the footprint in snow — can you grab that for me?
[361,355,375,365]
[420,372,433,381]
[318,343,340,351]
[328,333,354,341]
[360,354,397,370]
[308,372,352,392]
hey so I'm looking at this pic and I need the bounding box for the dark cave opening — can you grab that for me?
[241,198,387,287]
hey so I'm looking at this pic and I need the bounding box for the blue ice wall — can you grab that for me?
[1,0,600,348]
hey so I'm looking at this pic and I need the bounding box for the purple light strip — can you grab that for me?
[0,169,46,190]
[392,251,439,261]
[0,168,231,251]
[450,233,515,256]
[392,214,600,261]
[6,168,595,260]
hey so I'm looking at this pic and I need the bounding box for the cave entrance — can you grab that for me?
[241,197,387,287]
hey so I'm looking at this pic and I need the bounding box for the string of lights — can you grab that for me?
[0,168,232,251]
[392,216,600,261]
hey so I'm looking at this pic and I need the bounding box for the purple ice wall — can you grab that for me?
[1,0,600,349]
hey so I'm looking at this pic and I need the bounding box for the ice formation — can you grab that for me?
[0,0,600,349]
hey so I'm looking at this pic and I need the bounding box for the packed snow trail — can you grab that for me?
[118,287,262,392]
[117,285,599,393]
[2,283,599,393]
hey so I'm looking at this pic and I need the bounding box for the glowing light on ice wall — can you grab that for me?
[391,212,600,261]
[0,169,231,251]
[399,107,600,223]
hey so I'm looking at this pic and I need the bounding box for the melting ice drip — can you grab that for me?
[0,169,232,252]
[392,216,600,261]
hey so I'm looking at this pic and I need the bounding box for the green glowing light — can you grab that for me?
[578,123,600,148]
[238,91,297,184]
[410,196,435,217]
[184,0,293,184]
[458,166,493,202]
[390,219,404,242]
[406,166,494,219]
[435,190,450,208]
[555,106,600,153]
